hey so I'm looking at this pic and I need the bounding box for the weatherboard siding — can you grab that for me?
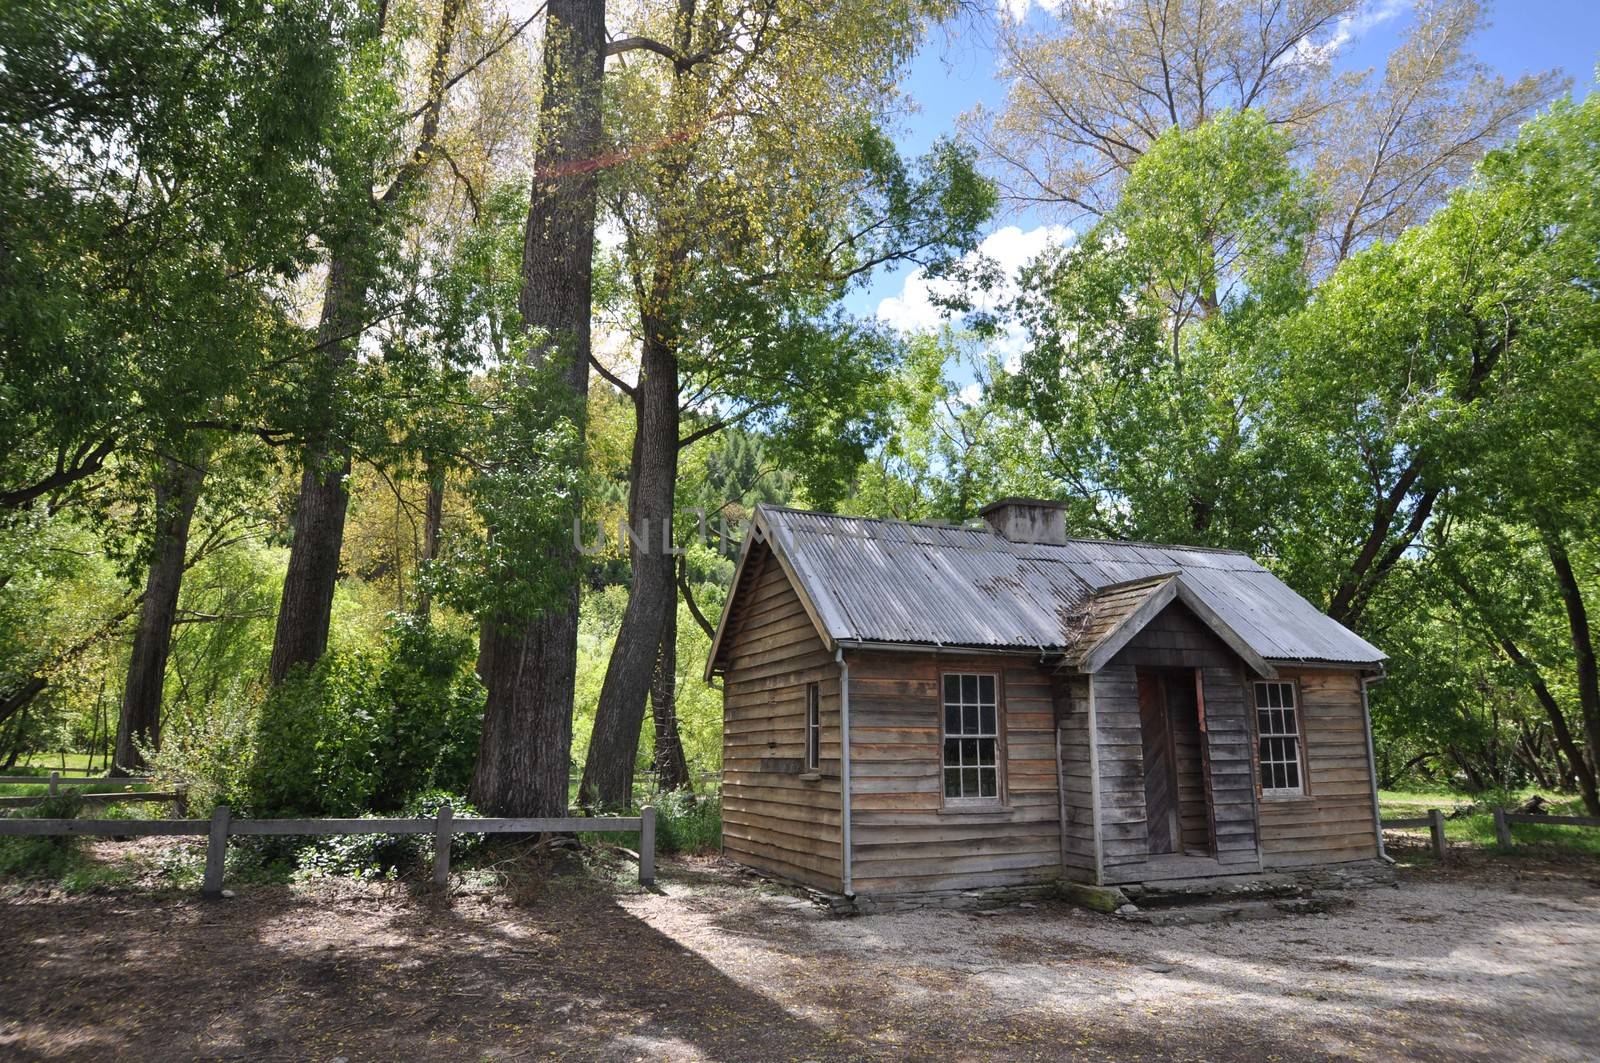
[846,650,1063,896]
[1256,669,1380,868]
[719,553,843,892]
[1053,672,1097,881]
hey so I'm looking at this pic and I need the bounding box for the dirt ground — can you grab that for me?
[1,840,1597,1062]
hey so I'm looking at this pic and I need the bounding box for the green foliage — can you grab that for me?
[248,618,484,817]
[0,0,367,513]
[0,791,84,882]
[370,618,484,809]
[433,356,587,627]
[651,791,721,856]
[1003,109,1316,548]
[292,791,482,881]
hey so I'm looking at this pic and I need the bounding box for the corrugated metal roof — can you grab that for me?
[756,505,1385,667]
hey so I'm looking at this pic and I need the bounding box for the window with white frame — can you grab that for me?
[805,682,821,771]
[1255,681,1305,795]
[942,673,999,800]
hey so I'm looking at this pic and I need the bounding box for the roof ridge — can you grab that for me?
[758,504,1252,557]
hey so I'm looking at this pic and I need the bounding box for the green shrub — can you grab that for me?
[0,791,85,881]
[653,791,720,855]
[247,617,485,818]
[293,790,482,881]
[143,683,260,815]
[248,652,385,816]
[368,617,483,810]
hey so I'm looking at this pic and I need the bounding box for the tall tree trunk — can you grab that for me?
[113,453,207,774]
[579,329,680,808]
[268,0,463,684]
[417,462,445,619]
[1517,724,1554,791]
[1542,523,1600,791]
[268,251,366,684]
[0,676,46,731]
[472,0,605,817]
[1449,745,1486,792]
[651,573,692,793]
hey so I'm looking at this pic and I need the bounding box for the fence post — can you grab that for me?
[1428,808,1446,860]
[48,770,59,798]
[203,805,230,899]
[174,784,190,819]
[639,804,656,887]
[1494,806,1512,848]
[433,803,453,889]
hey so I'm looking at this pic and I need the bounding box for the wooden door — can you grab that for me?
[1137,671,1178,854]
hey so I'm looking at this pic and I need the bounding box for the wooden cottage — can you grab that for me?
[704,499,1390,902]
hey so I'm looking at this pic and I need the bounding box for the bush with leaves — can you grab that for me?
[247,617,484,817]
[0,791,85,881]
[293,790,483,881]
[652,791,721,856]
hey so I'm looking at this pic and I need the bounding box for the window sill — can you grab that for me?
[1260,792,1312,802]
[937,803,1015,819]
[798,772,822,782]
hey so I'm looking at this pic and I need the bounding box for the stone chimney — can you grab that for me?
[979,497,1070,545]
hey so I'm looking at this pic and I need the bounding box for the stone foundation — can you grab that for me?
[733,858,1396,918]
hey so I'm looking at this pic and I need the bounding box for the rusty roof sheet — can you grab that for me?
[756,505,1384,666]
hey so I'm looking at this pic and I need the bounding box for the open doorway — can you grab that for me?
[1136,668,1216,857]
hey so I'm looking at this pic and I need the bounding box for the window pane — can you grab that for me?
[944,769,960,797]
[943,738,959,768]
[980,768,998,798]
[963,704,978,733]
[979,675,995,704]
[980,704,996,735]
[977,738,995,765]
[945,704,960,734]
[1283,761,1300,790]
[962,768,979,796]
[961,738,978,766]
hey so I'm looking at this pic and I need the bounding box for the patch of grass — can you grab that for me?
[1380,787,1600,858]
[10,753,96,774]
[0,791,138,891]
[654,793,720,855]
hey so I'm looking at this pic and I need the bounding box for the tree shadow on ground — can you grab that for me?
[3,850,1595,1061]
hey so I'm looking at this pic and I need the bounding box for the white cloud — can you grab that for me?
[999,0,1066,24]
[1294,0,1409,62]
[875,223,1073,337]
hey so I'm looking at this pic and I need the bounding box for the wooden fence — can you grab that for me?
[0,771,186,813]
[1492,807,1600,847]
[1383,806,1600,859]
[0,804,656,898]
[0,771,153,792]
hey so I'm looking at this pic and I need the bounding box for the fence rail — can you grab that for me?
[0,804,656,898]
[0,790,186,812]
[1383,806,1600,859]
[0,771,154,793]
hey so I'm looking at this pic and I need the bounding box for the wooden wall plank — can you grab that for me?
[720,558,843,891]
[1257,667,1379,869]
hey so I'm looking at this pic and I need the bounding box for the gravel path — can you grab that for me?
[1,845,1596,1060]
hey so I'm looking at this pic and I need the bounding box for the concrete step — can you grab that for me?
[1120,872,1307,908]
[1115,894,1351,926]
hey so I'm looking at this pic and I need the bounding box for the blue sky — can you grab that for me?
[847,0,1600,324]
